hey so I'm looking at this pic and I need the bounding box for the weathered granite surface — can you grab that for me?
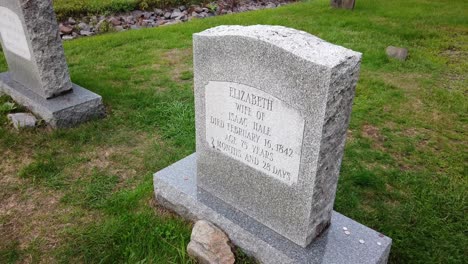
[0,72,105,128]
[0,0,72,99]
[154,154,392,264]
[193,25,362,247]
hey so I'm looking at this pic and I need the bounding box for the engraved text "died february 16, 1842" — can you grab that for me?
[205,81,305,185]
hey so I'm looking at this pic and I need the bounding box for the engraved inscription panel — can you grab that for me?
[205,81,305,185]
[0,7,31,60]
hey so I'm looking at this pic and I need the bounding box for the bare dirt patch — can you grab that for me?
[69,134,151,187]
[0,131,159,262]
[0,150,32,180]
[161,48,193,82]
[378,72,430,92]
[0,183,68,263]
[362,124,385,150]
[1,149,66,262]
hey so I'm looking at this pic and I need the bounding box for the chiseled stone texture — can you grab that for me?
[0,73,105,128]
[193,25,362,247]
[153,154,392,264]
[0,0,72,99]
[187,220,235,264]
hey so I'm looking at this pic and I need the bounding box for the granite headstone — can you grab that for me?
[194,25,362,247]
[154,25,392,263]
[0,0,104,127]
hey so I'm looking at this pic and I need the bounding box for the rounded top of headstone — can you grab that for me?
[194,25,362,68]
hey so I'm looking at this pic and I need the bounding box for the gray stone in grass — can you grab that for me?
[153,154,392,264]
[193,25,362,247]
[7,112,36,129]
[386,46,408,61]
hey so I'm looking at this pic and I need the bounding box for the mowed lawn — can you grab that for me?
[0,0,466,263]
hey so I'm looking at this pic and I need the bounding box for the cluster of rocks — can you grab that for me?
[59,0,292,40]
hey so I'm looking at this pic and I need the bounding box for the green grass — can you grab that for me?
[0,0,467,263]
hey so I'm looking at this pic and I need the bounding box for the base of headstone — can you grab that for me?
[331,0,356,9]
[0,72,105,128]
[153,154,392,264]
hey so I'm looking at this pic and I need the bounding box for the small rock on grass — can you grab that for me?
[386,46,409,61]
[7,113,37,129]
[187,220,235,264]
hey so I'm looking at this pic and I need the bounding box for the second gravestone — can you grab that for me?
[154,25,392,263]
[0,0,104,128]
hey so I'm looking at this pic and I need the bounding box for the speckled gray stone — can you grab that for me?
[0,0,72,99]
[194,25,362,247]
[0,73,105,128]
[154,154,392,264]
